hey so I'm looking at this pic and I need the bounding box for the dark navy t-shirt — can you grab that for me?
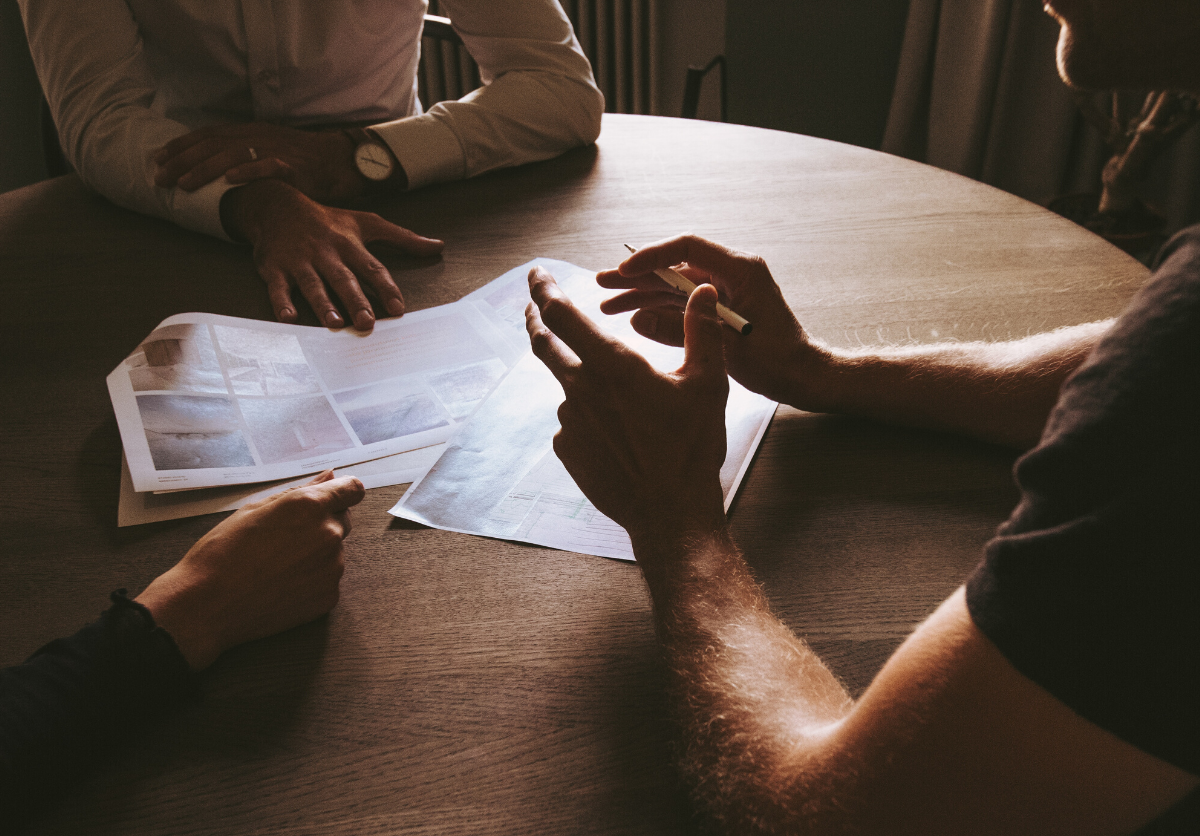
[966,224,1200,815]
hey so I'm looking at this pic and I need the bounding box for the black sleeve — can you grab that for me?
[965,224,1200,776]
[0,591,199,832]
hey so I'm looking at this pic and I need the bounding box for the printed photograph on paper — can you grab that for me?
[127,324,226,394]
[333,379,450,445]
[136,394,254,470]
[239,395,353,464]
[483,276,535,333]
[214,325,320,397]
[426,359,508,420]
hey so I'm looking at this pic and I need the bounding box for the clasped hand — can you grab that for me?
[155,122,361,203]
[524,266,729,550]
[157,123,443,331]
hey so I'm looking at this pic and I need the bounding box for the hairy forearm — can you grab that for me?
[635,529,854,833]
[806,320,1112,449]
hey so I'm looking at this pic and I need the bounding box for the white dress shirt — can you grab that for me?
[19,0,603,239]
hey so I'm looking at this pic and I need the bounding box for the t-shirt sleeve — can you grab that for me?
[966,224,1200,776]
[0,591,199,831]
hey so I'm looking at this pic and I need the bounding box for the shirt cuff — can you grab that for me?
[166,178,239,242]
[370,115,466,191]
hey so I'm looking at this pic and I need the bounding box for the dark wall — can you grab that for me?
[725,0,911,149]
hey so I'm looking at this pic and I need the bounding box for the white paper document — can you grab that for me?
[108,277,532,493]
[390,261,777,561]
[116,445,444,527]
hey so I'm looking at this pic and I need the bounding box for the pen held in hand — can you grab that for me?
[623,244,752,335]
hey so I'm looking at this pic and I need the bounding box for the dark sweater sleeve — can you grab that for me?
[0,591,199,832]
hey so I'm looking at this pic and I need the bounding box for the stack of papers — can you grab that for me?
[108,260,776,561]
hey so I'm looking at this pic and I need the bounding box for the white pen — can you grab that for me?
[623,244,752,335]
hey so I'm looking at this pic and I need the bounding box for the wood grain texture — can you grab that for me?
[0,114,1149,835]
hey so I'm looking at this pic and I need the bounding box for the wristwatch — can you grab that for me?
[344,127,400,183]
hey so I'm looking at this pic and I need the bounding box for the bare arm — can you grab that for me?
[819,321,1111,448]
[602,236,1112,449]
[638,528,1196,835]
[525,267,1196,834]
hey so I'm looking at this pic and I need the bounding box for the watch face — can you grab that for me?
[355,142,395,181]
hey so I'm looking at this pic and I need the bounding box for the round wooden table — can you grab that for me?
[0,114,1148,835]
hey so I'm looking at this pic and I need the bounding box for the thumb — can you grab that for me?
[362,215,444,256]
[681,283,726,382]
[310,475,367,512]
[244,468,335,511]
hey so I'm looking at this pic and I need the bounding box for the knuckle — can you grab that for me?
[264,273,291,290]
[320,519,344,544]
[745,253,769,272]
[326,266,358,290]
[289,490,325,515]
[528,327,555,354]
[297,272,327,293]
[363,261,391,280]
[538,296,571,326]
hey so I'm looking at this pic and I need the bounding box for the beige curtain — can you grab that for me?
[882,0,1200,235]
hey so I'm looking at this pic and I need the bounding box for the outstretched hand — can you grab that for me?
[135,471,366,671]
[597,235,832,409]
[155,122,365,204]
[221,179,443,330]
[525,265,729,551]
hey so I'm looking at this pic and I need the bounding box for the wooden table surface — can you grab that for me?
[0,114,1148,835]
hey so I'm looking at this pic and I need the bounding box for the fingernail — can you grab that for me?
[386,298,405,316]
[279,307,295,321]
[324,310,344,328]
[644,311,659,337]
[354,310,375,331]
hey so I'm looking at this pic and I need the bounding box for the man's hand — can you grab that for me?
[220,179,443,330]
[598,235,834,409]
[135,471,366,671]
[155,122,366,203]
[524,265,729,550]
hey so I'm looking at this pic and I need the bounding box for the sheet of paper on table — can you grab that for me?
[107,272,533,493]
[116,444,444,527]
[390,260,777,562]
